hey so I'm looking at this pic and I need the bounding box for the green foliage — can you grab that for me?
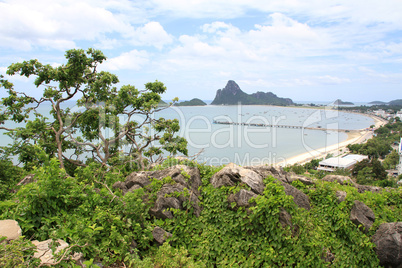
[0,237,40,267]
[352,158,387,185]
[0,159,24,201]
[1,48,187,171]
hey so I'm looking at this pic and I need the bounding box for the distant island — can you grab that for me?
[333,99,354,105]
[211,80,294,106]
[368,99,402,106]
[175,98,207,106]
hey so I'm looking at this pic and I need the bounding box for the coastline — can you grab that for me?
[275,114,387,167]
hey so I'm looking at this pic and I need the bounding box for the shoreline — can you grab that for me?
[275,114,387,167]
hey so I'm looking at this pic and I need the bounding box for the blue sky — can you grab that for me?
[0,0,401,103]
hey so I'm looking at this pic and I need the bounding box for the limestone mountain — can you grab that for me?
[211,80,293,106]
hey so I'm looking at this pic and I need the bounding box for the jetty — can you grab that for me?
[212,120,360,133]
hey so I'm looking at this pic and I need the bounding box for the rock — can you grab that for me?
[322,175,356,186]
[0,220,22,240]
[244,165,287,183]
[281,182,311,210]
[350,200,375,233]
[115,165,202,195]
[278,208,292,228]
[32,239,83,266]
[149,183,201,219]
[153,226,172,245]
[113,165,202,219]
[335,191,347,203]
[372,222,402,267]
[286,172,315,186]
[211,163,265,194]
[357,185,382,194]
[227,189,257,209]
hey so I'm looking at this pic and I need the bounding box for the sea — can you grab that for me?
[0,102,375,166]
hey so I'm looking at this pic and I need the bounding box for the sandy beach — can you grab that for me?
[275,114,387,167]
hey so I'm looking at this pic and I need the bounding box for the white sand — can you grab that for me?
[275,114,387,167]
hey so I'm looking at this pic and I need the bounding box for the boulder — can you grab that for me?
[149,183,201,219]
[281,182,311,210]
[32,239,83,266]
[357,185,382,194]
[350,200,375,233]
[113,165,202,219]
[0,220,22,240]
[227,189,257,209]
[153,226,172,245]
[244,165,287,183]
[286,172,315,186]
[335,191,347,203]
[322,175,356,186]
[211,163,265,194]
[372,222,402,267]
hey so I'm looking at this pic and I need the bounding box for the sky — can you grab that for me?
[0,0,401,103]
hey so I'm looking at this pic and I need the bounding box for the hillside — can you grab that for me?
[175,98,207,106]
[211,80,294,106]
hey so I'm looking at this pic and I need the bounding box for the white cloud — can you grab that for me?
[128,22,173,49]
[101,50,149,71]
[0,0,132,50]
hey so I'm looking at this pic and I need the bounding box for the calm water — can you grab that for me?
[0,104,374,166]
[155,105,374,166]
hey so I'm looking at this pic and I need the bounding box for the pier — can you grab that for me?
[212,120,358,133]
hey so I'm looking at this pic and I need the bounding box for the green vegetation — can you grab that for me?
[175,98,207,106]
[0,49,401,267]
[0,48,187,171]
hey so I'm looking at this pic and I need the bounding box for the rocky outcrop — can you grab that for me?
[113,165,202,219]
[244,165,287,183]
[350,200,375,233]
[335,191,347,203]
[285,172,315,186]
[227,189,257,210]
[357,185,382,194]
[211,163,265,194]
[0,220,22,240]
[212,163,311,210]
[322,175,356,186]
[153,226,172,245]
[32,239,83,266]
[372,222,402,267]
[281,182,311,210]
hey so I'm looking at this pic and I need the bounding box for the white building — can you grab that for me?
[318,154,368,172]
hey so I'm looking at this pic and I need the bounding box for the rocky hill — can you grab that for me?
[175,98,207,106]
[211,80,294,106]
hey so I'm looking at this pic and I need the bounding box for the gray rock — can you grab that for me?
[350,200,375,233]
[114,165,202,219]
[0,219,22,240]
[279,208,292,228]
[335,191,347,203]
[32,239,83,266]
[227,189,257,209]
[286,172,315,186]
[244,165,287,183]
[211,163,265,194]
[153,226,172,245]
[357,185,382,194]
[322,175,356,186]
[281,182,311,210]
[149,183,201,219]
[372,222,402,267]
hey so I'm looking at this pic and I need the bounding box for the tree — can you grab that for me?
[0,48,187,171]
